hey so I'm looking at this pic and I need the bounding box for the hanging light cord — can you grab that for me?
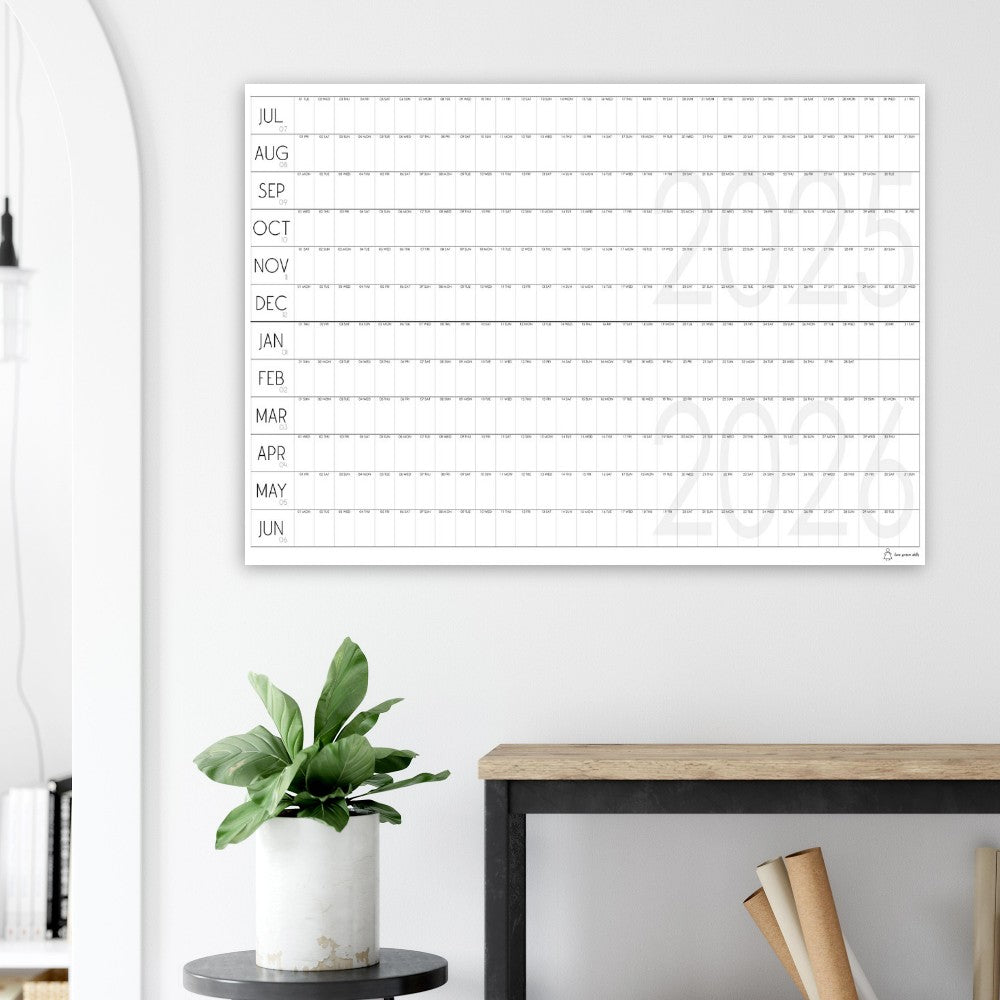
[13,4,22,248]
[10,364,45,785]
[3,7,8,198]
[6,6,44,786]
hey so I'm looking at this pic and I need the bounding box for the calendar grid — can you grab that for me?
[246,85,924,565]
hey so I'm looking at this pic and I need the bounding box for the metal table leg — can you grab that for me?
[485,780,526,1000]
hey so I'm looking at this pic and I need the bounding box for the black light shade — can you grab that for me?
[0,196,18,267]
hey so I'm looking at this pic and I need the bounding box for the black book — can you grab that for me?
[46,776,71,940]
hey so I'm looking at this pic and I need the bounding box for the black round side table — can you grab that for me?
[183,949,448,1000]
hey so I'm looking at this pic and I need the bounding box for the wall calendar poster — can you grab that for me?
[246,84,924,565]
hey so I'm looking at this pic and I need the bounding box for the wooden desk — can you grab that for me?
[479,743,1000,1000]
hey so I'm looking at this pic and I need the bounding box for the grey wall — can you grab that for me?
[87,0,1000,995]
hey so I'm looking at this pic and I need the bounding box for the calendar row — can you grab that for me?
[250,467,918,502]
[249,507,921,550]
[253,172,920,210]
[252,95,921,138]
[252,205,920,235]
[250,323,921,359]
[250,471,918,524]
[249,401,920,437]
[250,433,920,474]
[251,250,918,290]
[251,283,920,323]
[250,364,921,402]
[253,136,921,176]
[250,400,920,431]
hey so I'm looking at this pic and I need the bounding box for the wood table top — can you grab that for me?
[478,744,1000,781]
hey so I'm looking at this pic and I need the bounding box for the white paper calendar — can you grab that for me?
[246,84,924,566]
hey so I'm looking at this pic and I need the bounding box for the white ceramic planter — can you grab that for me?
[255,812,379,971]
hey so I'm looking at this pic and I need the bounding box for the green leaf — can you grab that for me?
[298,797,351,832]
[305,734,377,796]
[314,638,369,744]
[248,672,304,756]
[370,770,450,794]
[252,750,310,814]
[339,698,403,740]
[213,754,307,850]
[288,744,320,794]
[292,788,345,807]
[360,773,395,792]
[372,748,417,773]
[214,797,273,849]
[194,725,291,787]
[350,799,402,825]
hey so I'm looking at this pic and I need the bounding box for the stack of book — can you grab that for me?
[0,778,71,942]
[744,846,878,1000]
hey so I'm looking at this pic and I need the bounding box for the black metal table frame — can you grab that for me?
[183,947,448,1000]
[484,777,1000,1000]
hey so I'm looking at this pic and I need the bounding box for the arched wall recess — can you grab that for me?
[4,0,141,996]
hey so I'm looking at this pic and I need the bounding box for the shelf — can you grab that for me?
[478,743,1000,781]
[481,743,1000,1000]
[0,939,70,970]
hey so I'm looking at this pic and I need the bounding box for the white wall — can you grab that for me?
[0,14,72,794]
[83,0,1000,995]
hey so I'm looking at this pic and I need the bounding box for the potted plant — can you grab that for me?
[194,637,449,972]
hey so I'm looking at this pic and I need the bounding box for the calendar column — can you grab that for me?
[838,95,862,549]
[354,95,377,547]
[897,94,922,548]
[394,95,418,548]
[293,97,317,549]
[474,96,497,547]
[249,95,296,549]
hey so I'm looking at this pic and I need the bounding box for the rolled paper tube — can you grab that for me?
[973,847,1000,1000]
[845,941,879,1000]
[785,847,859,1000]
[744,886,810,1000]
[757,857,821,1000]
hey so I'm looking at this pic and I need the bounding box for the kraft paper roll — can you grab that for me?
[973,847,1000,1000]
[785,847,859,1000]
[756,857,821,1000]
[744,886,810,1000]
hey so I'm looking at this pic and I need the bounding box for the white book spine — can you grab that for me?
[6,790,17,941]
[2,791,14,942]
[11,790,25,941]
[32,788,48,941]
[18,789,31,941]
[29,790,38,942]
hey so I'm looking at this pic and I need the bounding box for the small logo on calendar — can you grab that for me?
[883,548,921,562]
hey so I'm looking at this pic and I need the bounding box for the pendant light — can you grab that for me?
[0,197,29,361]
